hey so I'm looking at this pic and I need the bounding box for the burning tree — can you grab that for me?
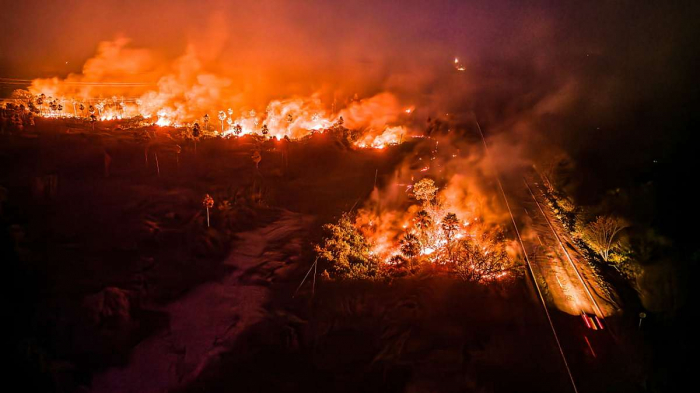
[451,230,517,282]
[441,213,460,261]
[413,178,438,204]
[192,122,201,138]
[399,232,421,269]
[316,176,520,283]
[315,213,383,280]
[10,89,33,107]
[37,94,45,115]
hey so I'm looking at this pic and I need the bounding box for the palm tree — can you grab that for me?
[400,232,421,269]
[202,194,214,227]
[218,111,226,134]
[36,94,45,115]
[415,210,432,231]
[442,213,459,241]
[441,213,460,262]
[415,209,433,249]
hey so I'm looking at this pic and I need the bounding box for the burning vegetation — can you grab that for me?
[4,86,410,150]
[316,177,520,282]
[0,38,420,150]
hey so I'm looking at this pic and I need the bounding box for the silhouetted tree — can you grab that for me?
[202,194,214,227]
[192,122,201,138]
[37,94,45,115]
[400,232,421,269]
[442,212,460,261]
[415,209,433,247]
[218,111,226,134]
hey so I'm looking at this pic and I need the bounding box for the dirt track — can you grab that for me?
[91,210,313,393]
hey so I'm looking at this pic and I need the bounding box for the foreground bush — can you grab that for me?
[315,213,384,280]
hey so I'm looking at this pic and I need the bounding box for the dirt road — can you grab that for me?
[91,210,313,393]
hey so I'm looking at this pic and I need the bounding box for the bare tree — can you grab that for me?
[582,216,628,262]
[202,194,214,227]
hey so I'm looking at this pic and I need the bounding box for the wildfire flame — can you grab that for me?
[21,38,420,148]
